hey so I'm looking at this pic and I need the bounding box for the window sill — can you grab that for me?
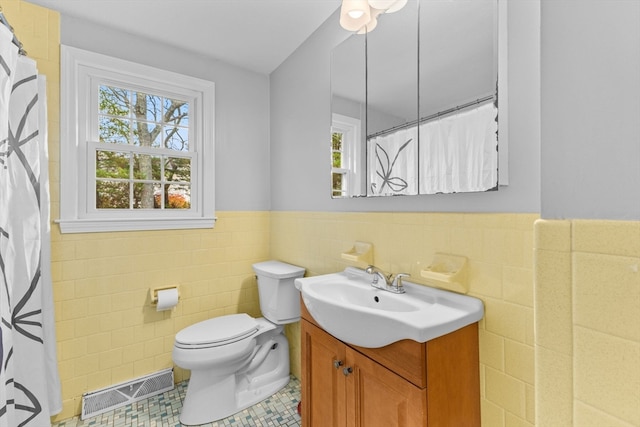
[56,217,217,234]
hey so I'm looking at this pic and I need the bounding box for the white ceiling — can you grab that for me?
[27,0,342,74]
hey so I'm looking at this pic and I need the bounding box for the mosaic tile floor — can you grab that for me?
[52,377,301,427]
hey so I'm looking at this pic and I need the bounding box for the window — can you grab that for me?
[331,114,362,198]
[331,130,347,197]
[59,46,215,233]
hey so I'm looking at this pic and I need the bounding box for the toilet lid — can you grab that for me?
[175,313,259,348]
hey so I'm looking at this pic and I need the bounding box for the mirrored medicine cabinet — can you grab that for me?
[330,0,505,198]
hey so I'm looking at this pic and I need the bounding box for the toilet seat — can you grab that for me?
[175,313,259,349]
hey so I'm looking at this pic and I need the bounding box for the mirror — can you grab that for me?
[330,0,499,198]
[418,0,497,195]
[366,1,419,196]
[331,34,366,198]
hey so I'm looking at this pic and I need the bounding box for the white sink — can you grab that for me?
[295,267,484,348]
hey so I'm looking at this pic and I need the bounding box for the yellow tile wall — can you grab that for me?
[50,211,270,420]
[271,211,539,427]
[535,220,640,427]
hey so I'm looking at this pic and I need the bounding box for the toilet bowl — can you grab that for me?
[172,260,305,426]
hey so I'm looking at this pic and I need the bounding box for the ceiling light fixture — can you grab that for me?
[340,0,372,32]
[339,0,407,33]
[368,0,407,14]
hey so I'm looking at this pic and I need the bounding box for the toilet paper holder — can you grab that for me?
[150,285,181,305]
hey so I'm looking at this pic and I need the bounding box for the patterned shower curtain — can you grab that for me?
[367,126,418,196]
[0,25,61,426]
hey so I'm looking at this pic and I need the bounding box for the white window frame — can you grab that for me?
[331,113,362,198]
[59,46,215,233]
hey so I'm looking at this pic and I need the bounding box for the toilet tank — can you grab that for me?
[252,260,305,325]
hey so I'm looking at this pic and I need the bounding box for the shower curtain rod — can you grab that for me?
[0,7,26,55]
[367,94,495,139]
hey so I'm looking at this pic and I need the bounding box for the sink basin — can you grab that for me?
[294,267,484,348]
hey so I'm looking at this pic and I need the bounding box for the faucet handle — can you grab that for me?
[392,273,410,289]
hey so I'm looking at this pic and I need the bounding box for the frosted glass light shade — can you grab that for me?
[356,7,383,34]
[368,0,394,9]
[368,0,407,13]
[356,16,378,34]
[340,0,372,32]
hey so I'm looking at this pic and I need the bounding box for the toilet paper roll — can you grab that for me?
[156,288,179,311]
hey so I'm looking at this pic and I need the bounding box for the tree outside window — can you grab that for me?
[96,86,191,210]
[332,131,346,197]
[60,45,215,233]
[331,113,362,198]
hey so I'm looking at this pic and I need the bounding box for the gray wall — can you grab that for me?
[60,15,272,212]
[270,3,541,213]
[541,0,640,220]
[61,0,640,220]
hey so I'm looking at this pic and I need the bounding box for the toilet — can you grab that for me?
[172,260,305,426]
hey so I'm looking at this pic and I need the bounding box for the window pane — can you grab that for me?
[133,154,161,181]
[164,126,189,151]
[96,150,129,179]
[133,182,158,209]
[99,86,129,116]
[99,116,131,144]
[133,92,162,123]
[132,121,163,147]
[332,132,343,151]
[333,151,343,168]
[164,97,189,127]
[96,181,129,209]
[332,172,343,192]
[164,157,191,183]
[164,184,191,209]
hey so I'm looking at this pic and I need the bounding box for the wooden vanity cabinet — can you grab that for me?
[302,319,348,427]
[301,301,480,427]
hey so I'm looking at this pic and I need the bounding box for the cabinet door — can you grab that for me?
[345,347,427,427]
[301,320,347,427]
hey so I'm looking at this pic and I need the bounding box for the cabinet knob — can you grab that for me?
[343,367,353,376]
[333,360,344,369]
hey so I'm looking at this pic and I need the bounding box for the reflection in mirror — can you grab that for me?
[331,34,366,198]
[366,0,419,196]
[418,0,498,194]
[330,0,500,198]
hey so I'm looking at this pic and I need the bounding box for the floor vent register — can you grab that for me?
[81,368,174,420]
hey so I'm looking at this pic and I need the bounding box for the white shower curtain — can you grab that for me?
[0,25,62,427]
[367,126,418,196]
[419,101,498,194]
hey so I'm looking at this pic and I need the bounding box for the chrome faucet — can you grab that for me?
[391,273,410,292]
[365,265,392,285]
[365,265,408,294]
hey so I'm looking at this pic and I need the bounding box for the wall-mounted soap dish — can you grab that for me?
[341,241,373,265]
[420,253,468,294]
